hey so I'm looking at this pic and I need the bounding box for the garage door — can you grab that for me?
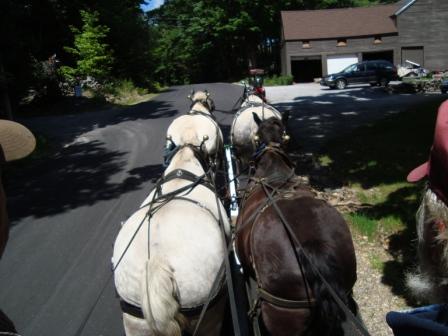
[327,54,359,75]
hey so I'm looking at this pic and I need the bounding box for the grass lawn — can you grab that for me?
[317,97,447,300]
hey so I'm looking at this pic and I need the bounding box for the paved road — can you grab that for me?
[0,83,242,336]
[0,82,445,335]
[267,83,447,152]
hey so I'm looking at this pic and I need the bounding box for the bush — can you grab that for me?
[264,75,293,86]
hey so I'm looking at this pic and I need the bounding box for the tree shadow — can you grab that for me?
[303,97,448,305]
[4,83,243,222]
[4,140,163,221]
[272,87,443,152]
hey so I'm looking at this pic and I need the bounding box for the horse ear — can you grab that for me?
[188,89,194,100]
[281,110,290,126]
[252,112,262,126]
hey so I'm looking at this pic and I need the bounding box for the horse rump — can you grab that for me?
[297,241,356,336]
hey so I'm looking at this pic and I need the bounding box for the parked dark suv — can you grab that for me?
[320,60,398,89]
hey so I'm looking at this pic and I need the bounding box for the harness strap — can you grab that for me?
[162,169,215,194]
[189,109,217,121]
[260,182,371,336]
[120,300,144,319]
[257,287,315,309]
[119,281,226,320]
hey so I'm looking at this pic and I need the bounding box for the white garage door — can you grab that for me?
[327,54,359,75]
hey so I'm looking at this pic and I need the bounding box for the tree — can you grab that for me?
[60,10,114,83]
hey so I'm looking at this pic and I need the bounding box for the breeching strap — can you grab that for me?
[260,182,371,336]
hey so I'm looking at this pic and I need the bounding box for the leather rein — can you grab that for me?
[237,145,316,318]
[240,145,370,335]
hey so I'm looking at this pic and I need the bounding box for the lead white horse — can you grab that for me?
[241,93,264,107]
[231,103,283,167]
[188,89,215,112]
[112,129,230,336]
[166,91,222,167]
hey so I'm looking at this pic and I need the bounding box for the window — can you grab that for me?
[302,40,310,49]
[374,36,382,44]
[337,39,347,47]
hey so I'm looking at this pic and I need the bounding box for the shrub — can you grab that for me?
[264,75,293,86]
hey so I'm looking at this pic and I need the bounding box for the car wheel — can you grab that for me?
[336,79,347,90]
[379,78,389,87]
[370,82,377,87]
[442,89,447,94]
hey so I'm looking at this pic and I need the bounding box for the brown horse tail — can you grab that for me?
[298,242,356,336]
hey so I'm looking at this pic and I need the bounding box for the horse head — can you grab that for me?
[189,89,215,112]
[252,111,290,148]
[251,113,294,177]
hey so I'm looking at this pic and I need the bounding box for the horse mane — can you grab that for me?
[192,91,208,101]
[190,101,209,113]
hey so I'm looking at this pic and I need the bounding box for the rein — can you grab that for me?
[237,146,370,335]
[190,98,214,113]
[188,109,217,121]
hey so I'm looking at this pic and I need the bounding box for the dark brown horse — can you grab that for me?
[235,115,358,336]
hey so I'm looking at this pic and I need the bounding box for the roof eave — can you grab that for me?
[283,31,398,42]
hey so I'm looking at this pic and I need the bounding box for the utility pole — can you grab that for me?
[0,53,13,120]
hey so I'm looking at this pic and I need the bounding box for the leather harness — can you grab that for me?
[118,146,226,320]
[238,144,317,318]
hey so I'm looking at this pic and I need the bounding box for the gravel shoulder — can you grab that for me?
[353,234,409,336]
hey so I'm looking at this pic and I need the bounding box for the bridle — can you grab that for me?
[190,96,215,113]
[237,143,370,336]
[236,145,316,320]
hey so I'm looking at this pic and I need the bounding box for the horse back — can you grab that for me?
[236,184,357,335]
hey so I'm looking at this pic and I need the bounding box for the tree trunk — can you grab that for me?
[0,54,13,120]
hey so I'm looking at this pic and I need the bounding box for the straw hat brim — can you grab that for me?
[0,120,36,162]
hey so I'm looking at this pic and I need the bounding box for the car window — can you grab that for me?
[356,64,366,72]
[343,64,357,73]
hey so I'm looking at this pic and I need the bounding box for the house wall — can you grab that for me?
[397,0,448,70]
[283,34,399,76]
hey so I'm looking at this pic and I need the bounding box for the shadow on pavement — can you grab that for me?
[4,140,163,221]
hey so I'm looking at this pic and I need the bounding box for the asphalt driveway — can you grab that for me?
[267,83,446,152]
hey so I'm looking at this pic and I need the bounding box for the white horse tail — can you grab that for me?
[140,256,187,336]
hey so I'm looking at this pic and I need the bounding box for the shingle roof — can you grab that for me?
[281,4,399,41]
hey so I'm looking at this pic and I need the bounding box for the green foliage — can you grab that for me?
[60,10,114,82]
[264,75,294,86]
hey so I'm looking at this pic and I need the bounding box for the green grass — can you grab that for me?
[318,154,333,167]
[320,100,447,303]
[370,254,385,272]
[345,212,378,239]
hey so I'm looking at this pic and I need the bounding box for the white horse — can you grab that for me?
[188,89,215,112]
[166,94,222,167]
[241,93,264,107]
[112,130,230,336]
[231,103,283,166]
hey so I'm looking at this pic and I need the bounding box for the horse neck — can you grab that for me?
[191,101,210,114]
[165,147,205,176]
[254,151,293,180]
